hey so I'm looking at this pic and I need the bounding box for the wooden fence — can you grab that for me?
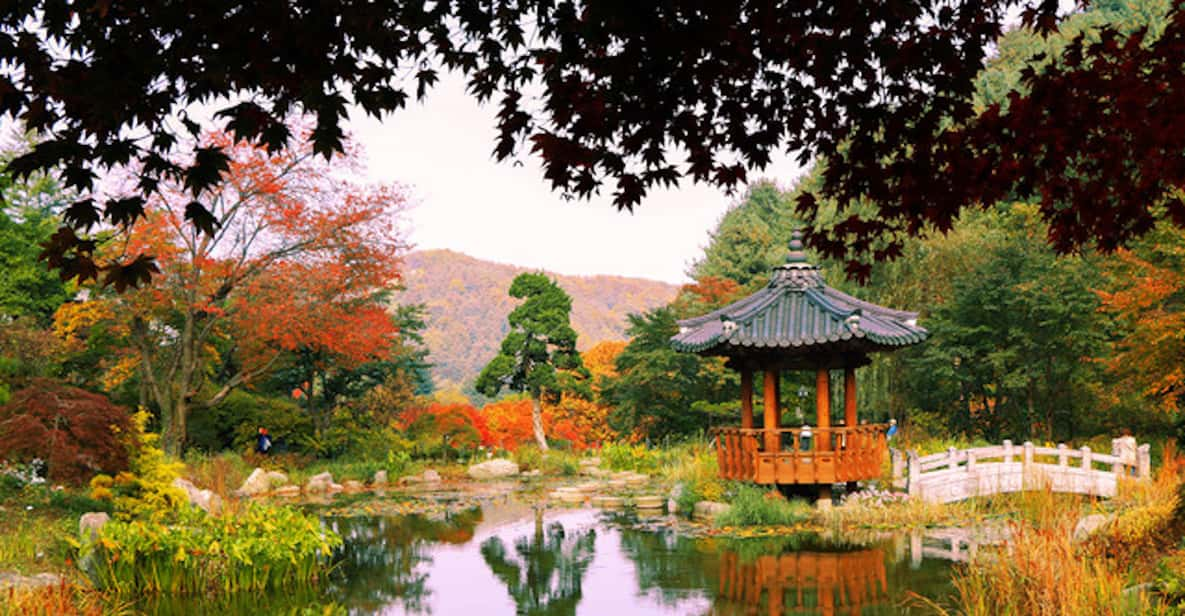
[891,439,1151,503]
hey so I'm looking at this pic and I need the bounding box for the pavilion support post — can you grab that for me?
[816,368,831,451]
[740,370,754,430]
[763,370,780,453]
[844,367,857,428]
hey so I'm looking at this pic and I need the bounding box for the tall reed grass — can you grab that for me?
[949,517,1159,616]
[0,582,130,616]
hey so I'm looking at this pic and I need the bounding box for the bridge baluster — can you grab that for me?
[1057,444,1068,467]
[1003,440,1013,464]
[1080,446,1092,472]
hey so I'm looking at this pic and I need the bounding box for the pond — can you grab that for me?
[139,495,962,615]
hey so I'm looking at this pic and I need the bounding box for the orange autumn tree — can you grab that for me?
[481,397,589,451]
[1097,225,1185,415]
[75,127,407,454]
[481,342,624,451]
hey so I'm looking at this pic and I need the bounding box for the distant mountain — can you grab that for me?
[397,250,679,387]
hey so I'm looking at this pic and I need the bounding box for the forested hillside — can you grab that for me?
[399,250,678,387]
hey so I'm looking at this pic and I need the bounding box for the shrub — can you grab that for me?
[402,403,486,459]
[81,503,341,595]
[189,389,312,454]
[110,410,186,518]
[48,490,113,516]
[666,446,725,515]
[511,444,544,471]
[601,442,661,473]
[0,379,133,484]
[714,485,812,527]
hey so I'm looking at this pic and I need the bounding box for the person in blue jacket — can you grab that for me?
[255,427,272,455]
[886,419,898,441]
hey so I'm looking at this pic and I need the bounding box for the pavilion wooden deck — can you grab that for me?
[713,425,888,485]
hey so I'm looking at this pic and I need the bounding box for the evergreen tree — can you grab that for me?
[476,273,585,450]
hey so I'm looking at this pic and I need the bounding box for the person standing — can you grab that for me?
[256,427,272,455]
[1115,428,1138,476]
[886,419,898,441]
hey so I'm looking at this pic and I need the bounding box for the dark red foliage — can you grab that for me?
[0,379,133,484]
[6,1,1177,282]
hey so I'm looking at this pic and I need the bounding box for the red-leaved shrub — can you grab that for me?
[0,378,133,484]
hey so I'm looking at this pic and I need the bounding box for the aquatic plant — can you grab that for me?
[715,485,812,528]
[81,503,341,595]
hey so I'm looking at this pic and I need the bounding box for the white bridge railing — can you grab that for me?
[891,439,1151,503]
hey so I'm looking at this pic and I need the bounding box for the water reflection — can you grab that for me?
[715,549,887,615]
[327,507,483,613]
[143,501,957,615]
[481,510,597,615]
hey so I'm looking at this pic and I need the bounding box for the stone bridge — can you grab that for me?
[891,439,1151,503]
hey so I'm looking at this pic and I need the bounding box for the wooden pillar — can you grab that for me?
[816,368,830,451]
[741,369,754,429]
[764,369,780,452]
[843,367,857,428]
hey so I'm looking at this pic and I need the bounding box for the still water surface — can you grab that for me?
[144,499,958,615]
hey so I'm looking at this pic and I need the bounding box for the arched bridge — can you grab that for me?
[891,439,1151,503]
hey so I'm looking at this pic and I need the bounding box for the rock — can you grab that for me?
[591,495,625,508]
[234,468,273,497]
[373,470,388,486]
[521,469,542,478]
[79,512,110,541]
[173,478,223,514]
[404,469,442,484]
[266,470,289,487]
[0,572,63,590]
[692,501,731,522]
[342,480,365,492]
[1075,513,1111,540]
[467,459,520,480]
[305,472,334,494]
[634,495,664,509]
[328,482,344,494]
[274,485,301,497]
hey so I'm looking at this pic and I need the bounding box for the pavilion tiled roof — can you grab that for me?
[671,232,927,356]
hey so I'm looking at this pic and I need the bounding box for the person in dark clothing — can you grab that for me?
[256,427,272,455]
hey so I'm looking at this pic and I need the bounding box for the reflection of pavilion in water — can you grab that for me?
[711,529,999,615]
[716,549,888,616]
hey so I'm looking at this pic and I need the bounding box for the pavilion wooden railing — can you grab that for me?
[712,425,889,485]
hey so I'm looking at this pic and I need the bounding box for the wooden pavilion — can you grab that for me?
[671,231,927,499]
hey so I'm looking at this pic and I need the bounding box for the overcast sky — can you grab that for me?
[346,72,806,285]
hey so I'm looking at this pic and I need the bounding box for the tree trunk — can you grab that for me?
[531,395,549,451]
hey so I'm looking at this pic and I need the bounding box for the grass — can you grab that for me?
[0,501,83,576]
[928,443,1185,615]
[714,485,813,528]
[947,517,1160,616]
[0,582,126,616]
[511,445,582,476]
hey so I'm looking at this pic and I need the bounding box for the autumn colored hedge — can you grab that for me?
[0,378,133,484]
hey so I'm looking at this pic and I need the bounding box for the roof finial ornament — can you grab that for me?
[786,228,808,264]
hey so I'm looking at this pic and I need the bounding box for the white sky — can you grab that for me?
[346,72,806,284]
